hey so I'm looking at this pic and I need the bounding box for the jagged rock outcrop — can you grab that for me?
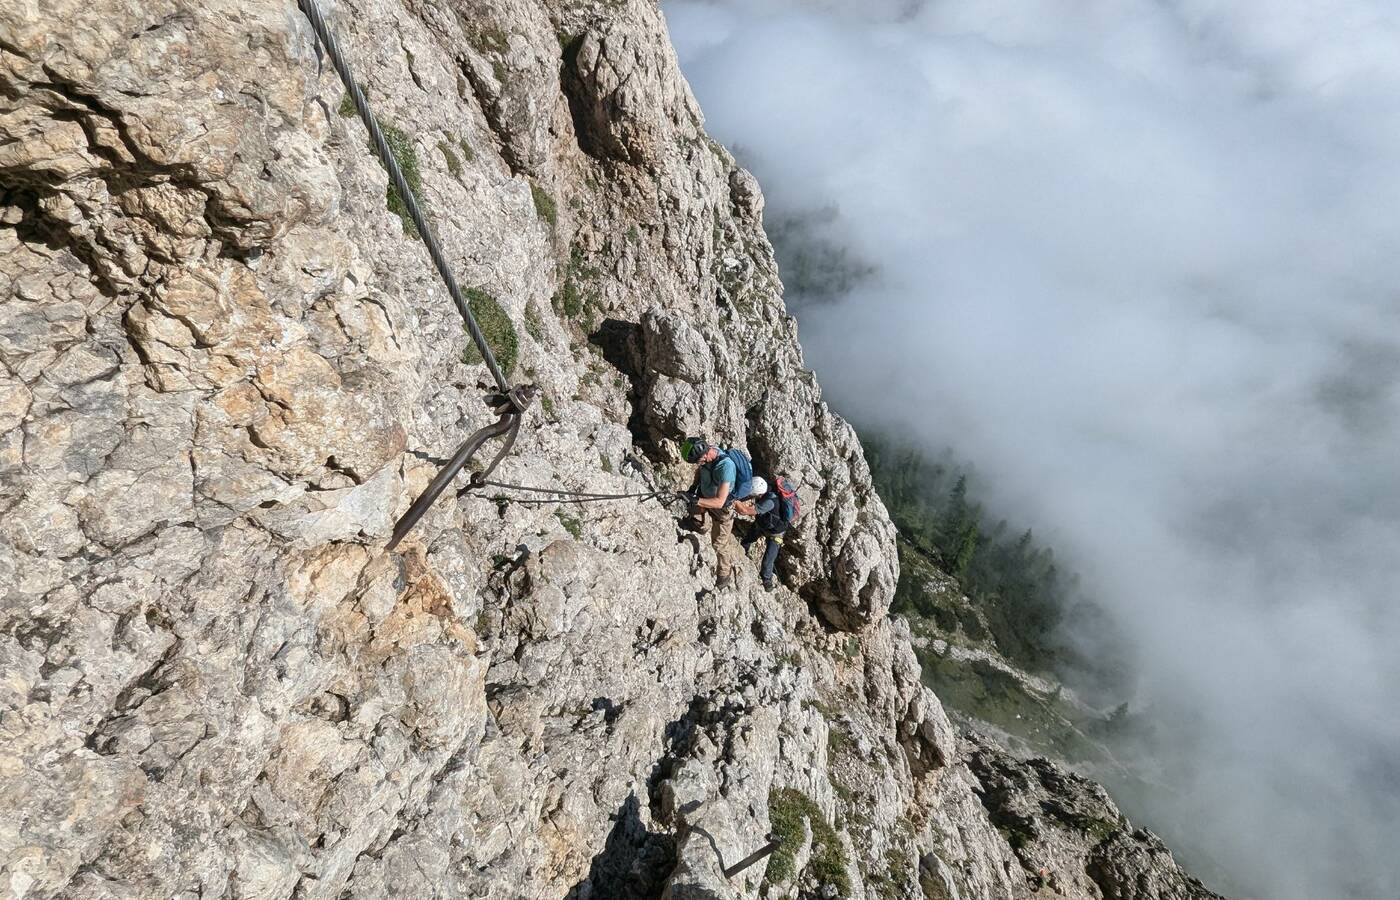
[965,737,1224,900]
[1,2,1217,899]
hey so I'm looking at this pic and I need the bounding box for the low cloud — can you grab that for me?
[667,2,1400,897]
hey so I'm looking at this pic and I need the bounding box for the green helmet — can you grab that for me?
[681,437,710,463]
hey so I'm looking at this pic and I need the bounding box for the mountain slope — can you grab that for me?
[1,1,1217,898]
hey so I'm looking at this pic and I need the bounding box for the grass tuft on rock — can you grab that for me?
[469,24,509,55]
[765,788,851,897]
[555,510,582,540]
[380,123,423,236]
[439,141,462,179]
[531,182,557,229]
[338,93,357,118]
[524,303,546,342]
[552,245,603,329]
[467,25,510,82]
[460,288,518,376]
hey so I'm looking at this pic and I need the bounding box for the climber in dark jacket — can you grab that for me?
[734,476,783,592]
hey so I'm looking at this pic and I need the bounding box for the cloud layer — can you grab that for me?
[666,2,1400,897]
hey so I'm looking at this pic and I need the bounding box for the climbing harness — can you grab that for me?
[296,0,536,550]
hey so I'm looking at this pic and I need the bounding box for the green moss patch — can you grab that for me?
[459,288,518,376]
[467,25,510,82]
[765,789,851,897]
[1066,813,1122,844]
[338,93,357,118]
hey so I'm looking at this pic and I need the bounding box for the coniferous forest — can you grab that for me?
[863,437,1087,676]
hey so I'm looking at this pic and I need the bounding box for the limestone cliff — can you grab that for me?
[1,2,1219,898]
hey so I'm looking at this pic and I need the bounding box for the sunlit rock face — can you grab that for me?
[1,1,1216,898]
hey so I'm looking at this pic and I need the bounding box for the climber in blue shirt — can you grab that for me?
[681,436,745,590]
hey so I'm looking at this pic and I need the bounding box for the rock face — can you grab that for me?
[0,2,1217,899]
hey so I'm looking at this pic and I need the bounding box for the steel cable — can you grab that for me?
[466,478,683,507]
[296,1,691,543]
[297,0,514,399]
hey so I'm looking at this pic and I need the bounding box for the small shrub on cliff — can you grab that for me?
[460,288,518,375]
[554,277,584,319]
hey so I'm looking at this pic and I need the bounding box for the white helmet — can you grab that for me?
[748,476,768,498]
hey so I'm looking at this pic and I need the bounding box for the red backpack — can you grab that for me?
[773,476,801,524]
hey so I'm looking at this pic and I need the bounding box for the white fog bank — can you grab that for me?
[667,2,1400,898]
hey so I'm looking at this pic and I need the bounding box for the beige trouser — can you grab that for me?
[689,505,740,581]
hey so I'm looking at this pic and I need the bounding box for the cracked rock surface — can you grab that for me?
[1,1,1219,898]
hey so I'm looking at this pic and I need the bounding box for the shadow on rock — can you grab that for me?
[566,792,677,900]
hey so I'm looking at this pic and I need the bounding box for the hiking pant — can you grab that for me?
[743,526,784,582]
[688,505,739,582]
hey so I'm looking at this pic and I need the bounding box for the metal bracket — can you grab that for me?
[723,834,781,879]
[387,387,535,550]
